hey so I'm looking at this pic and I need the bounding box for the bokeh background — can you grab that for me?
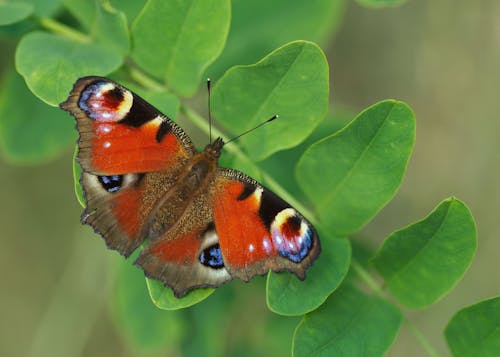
[1,1,499,356]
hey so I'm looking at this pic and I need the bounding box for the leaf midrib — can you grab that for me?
[304,298,375,357]
[165,0,196,80]
[246,43,308,128]
[316,102,398,212]
[386,202,453,285]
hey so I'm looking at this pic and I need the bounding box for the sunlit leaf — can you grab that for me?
[297,100,415,235]
[213,41,329,161]
[445,296,500,357]
[131,0,230,96]
[16,31,122,106]
[293,285,402,356]
[267,238,350,316]
[372,197,477,308]
[0,2,33,26]
[146,278,214,310]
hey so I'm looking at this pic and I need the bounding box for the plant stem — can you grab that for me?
[404,316,442,357]
[128,66,168,92]
[34,17,91,43]
[351,259,384,297]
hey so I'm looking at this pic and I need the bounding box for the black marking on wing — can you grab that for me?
[237,182,255,201]
[156,119,172,142]
[106,86,124,103]
[258,189,290,230]
[119,94,159,127]
[98,175,123,193]
[199,243,225,269]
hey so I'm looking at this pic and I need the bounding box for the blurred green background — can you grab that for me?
[1,1,499,356]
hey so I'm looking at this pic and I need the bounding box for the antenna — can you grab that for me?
[207,78,212,143]
[225,114,279,144]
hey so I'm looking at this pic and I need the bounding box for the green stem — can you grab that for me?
[128,66,168,92]
[351,259,384,297]
[34,17,91,43]
[404,317,442,357]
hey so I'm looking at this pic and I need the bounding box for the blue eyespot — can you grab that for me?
[199,244,225,269]
[278,227,313,263]
[98,175,123,193]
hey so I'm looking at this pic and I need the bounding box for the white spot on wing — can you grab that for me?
[248,244,255,253]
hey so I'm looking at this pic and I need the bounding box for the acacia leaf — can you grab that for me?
[267,238,350,316]
[372,197,477,308]
[131,0,230,96]
[445,296,500,357]
[212,41,329,161]
[16,31,122,106]
[296,100,415,235]
[293,285,402,356]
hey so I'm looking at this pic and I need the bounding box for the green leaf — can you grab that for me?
[62,0,94,29]
[445,296,500,357]
[110,0,145,24]
[372,197,477,308]
[296,100,415,235]
[0,70,75,164]
[212,41,329,161]
[94,0,130,55]
[208,0,346,77]
[111,260,186,353]
[293,285,402,357]
[146,278,214,310]
[29,0,62,17]
[267,238,350,316]
[16,31,123,106]
[356,0,407,8]
[260,108,354,203]
[0,2,33,26]
[131,0,230,96]
[72,146,85,207]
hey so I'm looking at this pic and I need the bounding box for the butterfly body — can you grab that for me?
[61,77,320,297]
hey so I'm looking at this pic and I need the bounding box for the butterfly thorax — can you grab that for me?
[147,138,224,238]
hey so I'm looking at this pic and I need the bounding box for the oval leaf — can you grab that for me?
[267,238,350,316]
[213,41,329,161]
[94,0,130,55]
[293,285,402,357]
[372,197,477,308]
[16,31,123,106]
[296,100,415,235]
[131,0,230,96]
[146,278,214,310]
[445,296,500,357]
[0,2,33,25]
[0,70,75,163]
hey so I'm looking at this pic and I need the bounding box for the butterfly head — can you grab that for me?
[204,137,225,160]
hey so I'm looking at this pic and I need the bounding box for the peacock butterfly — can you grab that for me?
[60,76,320,297]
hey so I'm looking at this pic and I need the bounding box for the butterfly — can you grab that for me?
[60,76,320,297]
